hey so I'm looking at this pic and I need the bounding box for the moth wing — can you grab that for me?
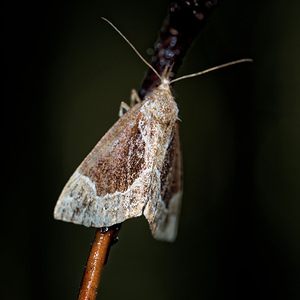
[143,121,183,241]
[54,101,151,227]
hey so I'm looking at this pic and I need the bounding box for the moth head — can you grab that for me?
[157,77,171,91]
[156,63,174,92]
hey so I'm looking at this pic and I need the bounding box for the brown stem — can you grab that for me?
[77,227,119,300]
[139,0,220,99]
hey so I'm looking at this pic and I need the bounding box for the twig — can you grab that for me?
[77,1,219,298]
[139,0,220,99]
[77,226,120,300]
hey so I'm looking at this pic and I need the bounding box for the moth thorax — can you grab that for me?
[145,88,178,124]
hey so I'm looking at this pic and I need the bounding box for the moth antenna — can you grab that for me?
[170,58,253,84]
[102,17,162,81]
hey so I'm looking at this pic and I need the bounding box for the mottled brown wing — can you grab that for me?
[143,121,183,241]
[54,101,152,227]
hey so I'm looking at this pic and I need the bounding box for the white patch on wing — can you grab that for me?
[54,167,153,228]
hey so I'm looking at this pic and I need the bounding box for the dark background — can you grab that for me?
[2,1,300,299]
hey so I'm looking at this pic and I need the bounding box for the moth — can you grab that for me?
[54,20,183,242]
[54,18,252,241]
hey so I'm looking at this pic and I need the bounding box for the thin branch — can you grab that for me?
[139,0,220,98]
[77,226,120,300]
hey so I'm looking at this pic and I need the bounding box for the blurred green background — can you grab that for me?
[2,0,300,299]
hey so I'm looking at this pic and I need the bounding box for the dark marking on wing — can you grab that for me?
[80,104,146,196]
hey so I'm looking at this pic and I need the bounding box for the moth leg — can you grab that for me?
[118,101,130,118]
[130,89,141,107]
